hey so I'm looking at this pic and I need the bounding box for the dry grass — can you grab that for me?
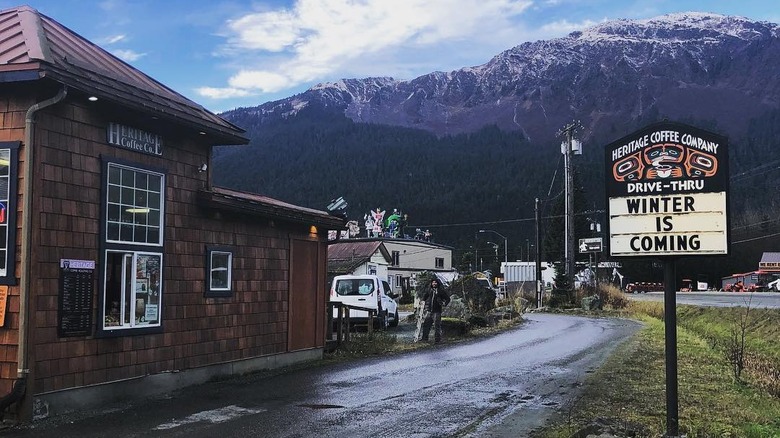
[538,304,780,438]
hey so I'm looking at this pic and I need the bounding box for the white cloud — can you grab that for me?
[198,0,534,100]
[195,87,253,99]
[539,18,604,35]
[99,34,126,45]
[228,70,294,93]
[112,49,146,62]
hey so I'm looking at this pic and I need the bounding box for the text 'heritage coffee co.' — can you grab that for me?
[107,122,163,156]
[605,122,729,257]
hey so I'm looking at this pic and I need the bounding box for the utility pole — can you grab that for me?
[557,120,582,287]
[535,197,543,308]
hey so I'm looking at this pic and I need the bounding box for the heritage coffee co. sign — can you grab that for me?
[605,121,729,257]
[107,122,163,156]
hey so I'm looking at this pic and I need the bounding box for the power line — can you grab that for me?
[412,210,604,229]
[732,231,780,244]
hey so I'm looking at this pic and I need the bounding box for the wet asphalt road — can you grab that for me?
[3,314,640,438]
[628,291,780,308]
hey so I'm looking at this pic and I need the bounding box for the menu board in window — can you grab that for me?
[58,259,95,337]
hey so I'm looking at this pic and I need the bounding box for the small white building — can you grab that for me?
[501,261,555,288]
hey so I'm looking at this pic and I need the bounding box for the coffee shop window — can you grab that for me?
[103,251,162,330]
[0,142,19,285]
[105,162,164,246]
[206,246,233,297]
[101,161,165,333]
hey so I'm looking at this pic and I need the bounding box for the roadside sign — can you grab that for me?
[604,121,729,257]
[578,237,602,253]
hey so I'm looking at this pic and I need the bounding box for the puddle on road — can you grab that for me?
[297,404,345,409]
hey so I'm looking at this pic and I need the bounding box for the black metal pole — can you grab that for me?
[664,258,679,437]
[535,198,543,308]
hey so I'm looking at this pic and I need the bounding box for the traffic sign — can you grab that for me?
[578,237,602,253]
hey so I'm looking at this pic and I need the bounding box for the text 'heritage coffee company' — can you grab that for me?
[605,121,730,257]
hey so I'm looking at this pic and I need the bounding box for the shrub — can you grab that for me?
[449,274,497,315]
[442,296,470,320]
[598,283,630,309]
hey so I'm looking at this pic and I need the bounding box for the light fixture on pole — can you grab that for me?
[478,229,508,274]
[557,120,583,286]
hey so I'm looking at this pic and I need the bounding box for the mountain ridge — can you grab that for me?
[221,11,779,143]
[213,12,780,281]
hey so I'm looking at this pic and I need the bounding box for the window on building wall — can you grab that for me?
[101,162,165,333]
[106,164,163,245]
[435,257,444,269]
[0,142,19,285]
[206,246,233,297]
[391,251,400,266]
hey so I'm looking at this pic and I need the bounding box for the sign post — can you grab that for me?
[604,121,729,437]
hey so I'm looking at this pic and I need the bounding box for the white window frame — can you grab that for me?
[435,257,444,269]
[102,250,163,331]
[105,163,164,246]
[206,248,233,297]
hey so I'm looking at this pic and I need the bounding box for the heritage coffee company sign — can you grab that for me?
[107,122,163,156]
[605,121,729,257]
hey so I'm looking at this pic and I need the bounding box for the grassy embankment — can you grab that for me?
[541,297,780,438]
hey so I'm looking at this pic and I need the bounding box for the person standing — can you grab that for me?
[419,278,450,344]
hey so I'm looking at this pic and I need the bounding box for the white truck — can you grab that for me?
[329,275,399,329]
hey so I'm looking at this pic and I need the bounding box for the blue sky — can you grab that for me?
[6,1,777,113]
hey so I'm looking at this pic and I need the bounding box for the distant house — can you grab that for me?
[758,252,780,272]
[721,252,780,291]
[0,5,344,423]
[327,240,392,281]
[329,237,457,298]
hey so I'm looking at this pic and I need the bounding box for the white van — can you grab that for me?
[329,275,399,329]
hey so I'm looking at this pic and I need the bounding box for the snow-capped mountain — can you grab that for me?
[222,12,779,143]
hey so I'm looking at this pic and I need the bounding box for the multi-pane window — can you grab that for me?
[0,143,19,284]
[102,162,165,332]
[435,257,444,269]
[391,251,400,266]
[106,164,163,245]
[206,248,233,297]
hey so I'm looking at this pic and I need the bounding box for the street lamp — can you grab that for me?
[479,229,508,273]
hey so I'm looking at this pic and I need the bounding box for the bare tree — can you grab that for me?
[726,294,754,382]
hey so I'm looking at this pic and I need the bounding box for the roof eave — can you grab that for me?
[40,67,249,145]
[197,189,346,229]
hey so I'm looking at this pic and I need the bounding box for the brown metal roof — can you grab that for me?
[327,241,390,275]
[328,258,370,276]
[0,5,247,145]
[328,241,389,261]
[198,187,346,229]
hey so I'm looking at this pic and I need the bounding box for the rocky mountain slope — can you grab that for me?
[222,12,779,144]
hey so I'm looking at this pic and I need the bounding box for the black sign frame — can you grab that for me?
[604,121,731,258]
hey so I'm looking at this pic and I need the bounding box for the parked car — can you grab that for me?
[329,275,399,329]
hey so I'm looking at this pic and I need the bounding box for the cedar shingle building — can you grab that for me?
[0,5,344,422]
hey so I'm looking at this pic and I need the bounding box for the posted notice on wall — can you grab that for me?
[604,121,729,257]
